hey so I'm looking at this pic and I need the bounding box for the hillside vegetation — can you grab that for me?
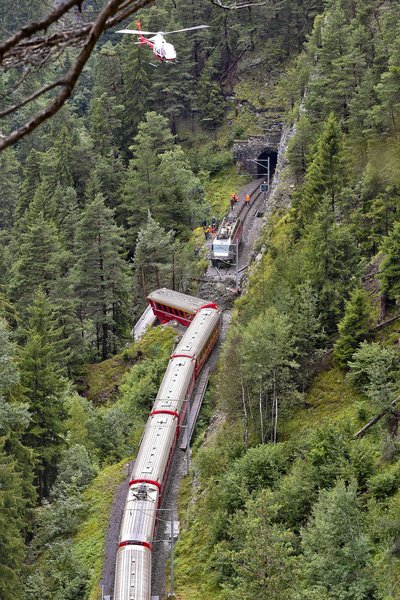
[173,1,400,598]
[1,1,400,599]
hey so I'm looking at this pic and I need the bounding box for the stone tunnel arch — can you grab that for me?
[257,149,278,179]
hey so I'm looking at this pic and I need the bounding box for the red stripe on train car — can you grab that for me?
[196,303,218,312]
[170,353,195,360]
[150,409,180,421]
[118,540,152,551]
[129,478,161,490]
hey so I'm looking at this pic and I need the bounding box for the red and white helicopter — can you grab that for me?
[117,21,209,62]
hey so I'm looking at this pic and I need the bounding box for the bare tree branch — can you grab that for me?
[0,80,65,119]
[0,0,84,60]
[353,396,400,439]
[210,0,269,9]
[0,0,155,151]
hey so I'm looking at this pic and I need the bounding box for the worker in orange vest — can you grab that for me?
[230,193,238,210]
[245,193,251,205]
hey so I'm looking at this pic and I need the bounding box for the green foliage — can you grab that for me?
[348,342,399,410]
[302,196,360,332]
[0,438,28,600]
[74,461,128,600]
[19,289,67,497]
[334,287,373,369]
[295,113,348,227]
[379,221,400,304]
[9,208,63,316]
[217,490,295,600]
[296,481,375,599]
[74,194,130,360]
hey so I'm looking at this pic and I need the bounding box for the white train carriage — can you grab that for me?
[152,355,196,417]
[119,483,159,547]
[172,306,221,376]
[114,545,151,600]
[113,294,221,600]
[130,410,180,492]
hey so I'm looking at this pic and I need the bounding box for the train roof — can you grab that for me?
[173,306,220,356]
[147,288,208,313]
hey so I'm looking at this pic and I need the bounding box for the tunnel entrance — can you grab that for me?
[257,150,278,179]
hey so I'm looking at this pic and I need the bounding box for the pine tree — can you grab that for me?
[296,113,347,226]
[302,196,360,332]
[0,438,27,600]
[298,480,375,599]
[74,194,130,360]
[133,213,174,305]
[334,287,373,369]
[0,149,21,231]
[120,112,174,250]
[118,40,153,151]
[156,147,205,233]
[19,289,66,498]
[9,208,62,316]
[379,221,400,304]
[88,92,124,156]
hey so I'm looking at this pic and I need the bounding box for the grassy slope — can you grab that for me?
[74,460,129,600]
[174,356,400,599]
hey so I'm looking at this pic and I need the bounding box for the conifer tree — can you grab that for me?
[334,287,373,369]
[156,148,205,233]
[74,194,130,360]
[118,41,153,151]
[379,221,400,304]
[0,318,36,516]
[19,289,66,498]
[133,213,174,304]
[296,113,347,227]
[17,149,42,220]
[0,149,21,231]
[298,481,375,599]
[9,208,63,316]
[120,112,174,249]
[302,196,360,332]
[0,438,27,600]
[88,92,124,156]
[85,152,125,210]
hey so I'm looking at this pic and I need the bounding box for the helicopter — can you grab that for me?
[117,21,209,62]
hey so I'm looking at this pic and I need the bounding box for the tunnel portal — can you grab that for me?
[257,150,278,179]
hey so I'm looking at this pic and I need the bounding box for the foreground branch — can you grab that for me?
[210,0,269,8]
[0,0,154,150]
[353,396,400,439]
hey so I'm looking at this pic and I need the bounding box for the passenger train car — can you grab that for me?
[147,288,207,327]
[113,290,221,600]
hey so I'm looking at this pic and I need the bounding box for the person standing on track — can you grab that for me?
[230,193,238,210]
[245,193,251,206]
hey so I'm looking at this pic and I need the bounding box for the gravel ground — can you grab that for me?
[100,178,267,600]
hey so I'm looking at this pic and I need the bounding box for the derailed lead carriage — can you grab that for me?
[210,216,243,267]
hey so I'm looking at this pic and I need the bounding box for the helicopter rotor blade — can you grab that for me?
[162,25,209,35]
[116,29,157,35]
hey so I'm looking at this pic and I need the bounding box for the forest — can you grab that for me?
[1,0,400,599]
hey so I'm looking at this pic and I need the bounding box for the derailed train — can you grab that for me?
[113,289,221,600]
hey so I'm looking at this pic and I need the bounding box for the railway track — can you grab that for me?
[101,178,268,600]
[205,178,268,288]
